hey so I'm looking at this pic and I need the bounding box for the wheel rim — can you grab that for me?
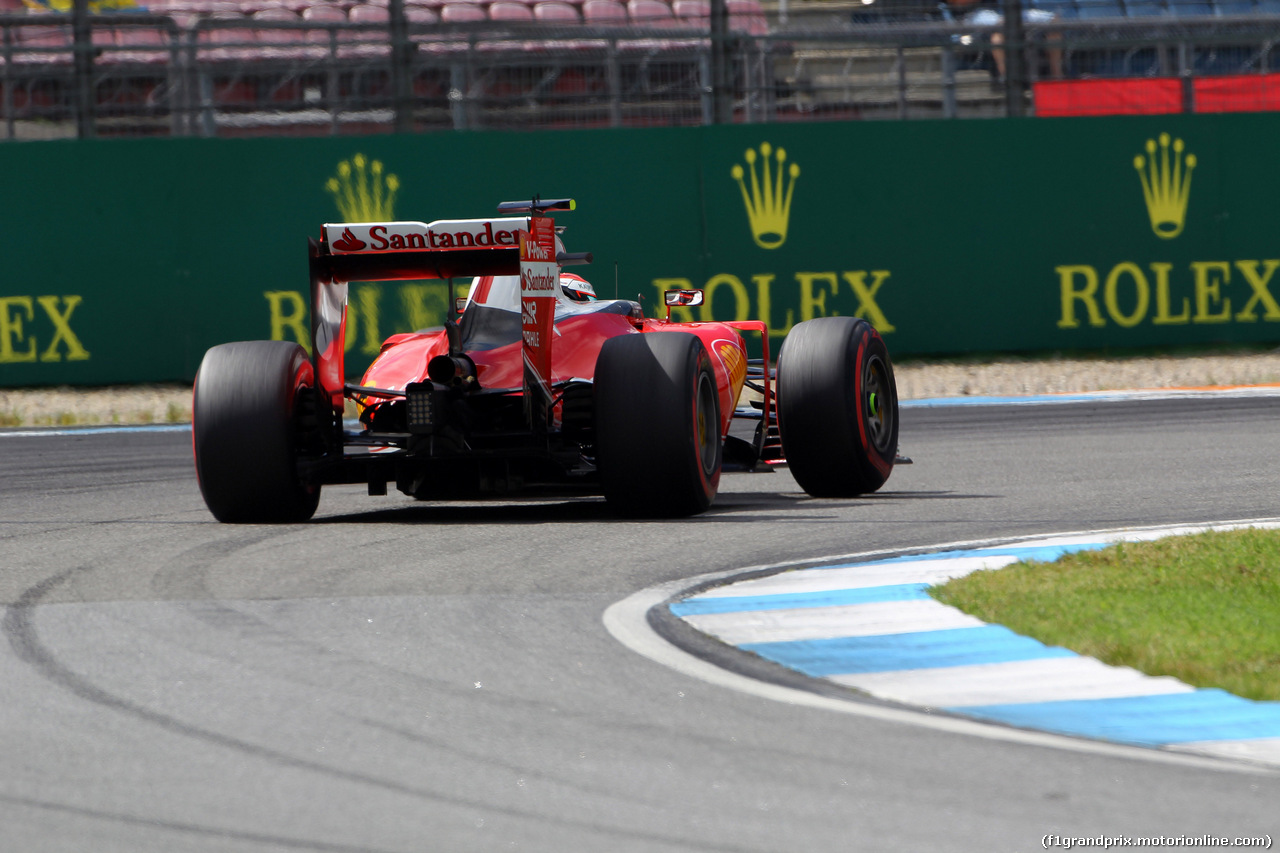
[862,354,894,454]
[694,371,718,476]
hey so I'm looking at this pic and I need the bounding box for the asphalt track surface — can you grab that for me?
[2,397,1279,852]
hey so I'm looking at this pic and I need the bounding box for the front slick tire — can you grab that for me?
[595,332,722,517]
[777,317,898,497]
[193,340,321,523]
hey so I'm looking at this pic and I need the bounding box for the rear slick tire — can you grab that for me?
[192,340,321,523]
[595,332,722,517]
[776,317,898,497]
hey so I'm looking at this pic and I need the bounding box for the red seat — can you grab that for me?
[671,0,707,22]
[726,0,767,35]
[530,0,596,53]
[251,7,314,58]
[350,4,391,21]
[488,0,533,19]
[302,3,349,49]
[198,2,247,15]
[581,0,626,21]
[302,5,350,22]
[196,13,261,62]
[145,0,207,11]
[346,3,391,56]
[112,25,176,64]
[254,7,304,22]
[15,23,72,65]
[626,0,673,22]
[482,1,532,53]
[533,1,580,21]
[626,0,702,49]
[405,5,440,22]
[439,2,486,21]
[424,2,484,54]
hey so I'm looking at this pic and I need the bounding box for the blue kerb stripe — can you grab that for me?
[954,690,1280,747]
[742,625,1076,676]
[821,542,1110,571]
[0,424,191,438]
[670,583,931,616]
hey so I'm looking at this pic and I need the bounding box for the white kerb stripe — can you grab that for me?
[829,656,1195,707]
[1166,737,1280,765]
[691,556,1021,599]
[681,600,986,645]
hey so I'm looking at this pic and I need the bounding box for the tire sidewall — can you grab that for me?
[777,317,898,497]
[595,332,721,516]
[193,340,319,523]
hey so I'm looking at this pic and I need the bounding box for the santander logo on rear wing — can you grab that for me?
[324,218,529,254]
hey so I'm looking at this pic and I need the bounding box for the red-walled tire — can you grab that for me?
[776,317,898,497]
[193,340,321,523]
[595,332,721,517]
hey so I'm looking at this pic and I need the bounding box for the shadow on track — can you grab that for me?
[311,489,994,526]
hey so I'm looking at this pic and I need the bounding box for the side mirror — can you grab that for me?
[455,296,468,314]
[664,289,704,321]
[664,289,704,306]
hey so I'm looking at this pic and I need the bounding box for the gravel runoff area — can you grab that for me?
[4,351,1280,428]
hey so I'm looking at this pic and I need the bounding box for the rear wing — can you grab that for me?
[307,199,586,418]
[309,218,527,285]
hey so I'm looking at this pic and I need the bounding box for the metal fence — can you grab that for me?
[6,1,1280,139]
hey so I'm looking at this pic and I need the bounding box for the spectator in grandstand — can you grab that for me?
[940,0,1063,84]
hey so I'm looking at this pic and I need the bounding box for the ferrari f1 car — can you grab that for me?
[192,197,899,522]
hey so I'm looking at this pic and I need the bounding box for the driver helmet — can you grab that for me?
[560,272,597,302]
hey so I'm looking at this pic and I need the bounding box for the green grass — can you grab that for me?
[929,529,1280,701]
[30,412,79,427]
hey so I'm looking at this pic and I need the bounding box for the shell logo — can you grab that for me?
[716,341,748,399]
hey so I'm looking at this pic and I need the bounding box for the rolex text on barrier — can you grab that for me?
[6,117,1280,388]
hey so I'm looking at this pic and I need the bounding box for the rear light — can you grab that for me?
[406,382,436,433]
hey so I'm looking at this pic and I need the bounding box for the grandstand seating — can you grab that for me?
[0,0,775,52]
[0,0,775,22]
[7,0,1280,135]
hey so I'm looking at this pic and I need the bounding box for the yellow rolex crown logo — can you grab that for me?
[731,142,800,250]
[1134,133,1195,240]
[326,154,400,222]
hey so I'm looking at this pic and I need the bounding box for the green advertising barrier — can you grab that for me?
[3,113,1280,388]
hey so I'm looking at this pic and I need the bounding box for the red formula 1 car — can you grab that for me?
[192,198,899,522]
